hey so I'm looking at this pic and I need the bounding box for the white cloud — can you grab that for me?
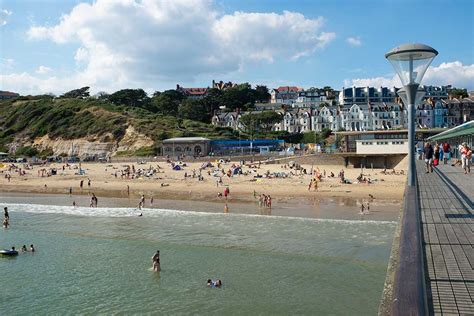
[0,9,12,26]
[346,36,361,47]
[1,58,15,70]
[0,72,73,95]
[36,65,52,74]
[10,0,335,95]
[345,61,474,89]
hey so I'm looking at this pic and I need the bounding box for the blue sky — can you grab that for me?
[1,0,473,95]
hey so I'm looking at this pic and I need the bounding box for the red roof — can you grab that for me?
[276,86,302,93]
[182,88,208,95]
[0,91,19,97]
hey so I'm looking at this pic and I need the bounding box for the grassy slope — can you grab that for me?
[0,97,236,152]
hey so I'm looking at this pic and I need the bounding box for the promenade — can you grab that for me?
[417,161,474,314]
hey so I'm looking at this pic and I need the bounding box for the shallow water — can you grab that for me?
[0,202,396,315]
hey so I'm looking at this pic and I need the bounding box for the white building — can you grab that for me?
[339,86,398,106]
[211,112,241,130]
[282,110,312,133]
[311,106,340,132]
[356,139,408,155]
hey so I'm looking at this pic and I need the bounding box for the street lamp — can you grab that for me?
[397,86,425,128]
[385,43,438,186]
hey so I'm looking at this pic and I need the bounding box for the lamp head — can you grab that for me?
[397,87,426,106]
[385,43,438,86]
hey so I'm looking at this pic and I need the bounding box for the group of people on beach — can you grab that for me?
[257,194,272,208]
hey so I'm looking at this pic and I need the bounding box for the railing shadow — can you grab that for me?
[434,167,473,213]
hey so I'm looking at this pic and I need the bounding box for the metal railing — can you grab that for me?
[391,179,428,315]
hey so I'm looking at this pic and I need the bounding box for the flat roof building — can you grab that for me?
[162,137,211,157]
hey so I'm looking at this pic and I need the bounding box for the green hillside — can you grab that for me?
[0,96,236,153]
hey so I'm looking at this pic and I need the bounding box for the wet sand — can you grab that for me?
[0,191,401,221]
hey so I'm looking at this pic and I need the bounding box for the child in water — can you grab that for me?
[207,279,222,288]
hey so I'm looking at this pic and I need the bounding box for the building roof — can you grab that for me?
[0,90,19,97]
[428,121,474,141]
[163,137,211,143]
[274,86,302,93]
[182,88,208,95]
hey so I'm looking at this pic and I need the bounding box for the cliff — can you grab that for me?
[0,97,235,157]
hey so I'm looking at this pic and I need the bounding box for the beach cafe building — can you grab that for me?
[162,137,211,157]
[428,120,474,159]
[335,129,444,168]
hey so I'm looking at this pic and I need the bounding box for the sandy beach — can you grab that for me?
[0,158,406,205]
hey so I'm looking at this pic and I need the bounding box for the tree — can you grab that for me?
[255,85,271,103]
[238,113,259,139]
[151,89,184,116]
[257,111,282,132]
[94,91,109,100]
[449,88,468,99]
[178,99,210,122]
[219,83,257,110]
[61,87,90,99]
[109,89,149,108]
[320,127,332,139]
[238,111,282,138]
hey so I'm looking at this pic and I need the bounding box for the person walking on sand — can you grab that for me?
[150,196,154,207]
[152,250,161,272]
[80,180,84,190]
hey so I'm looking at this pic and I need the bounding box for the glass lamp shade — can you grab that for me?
[385,43,438,86]
[397,87,426,106]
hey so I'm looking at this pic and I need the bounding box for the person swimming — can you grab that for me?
[30,244,35,252]
[21,245,27,252]
[207,279,222,288]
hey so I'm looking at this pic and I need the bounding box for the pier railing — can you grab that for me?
[391,181,428,315]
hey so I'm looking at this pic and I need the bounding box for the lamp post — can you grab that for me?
[385,44,438,186]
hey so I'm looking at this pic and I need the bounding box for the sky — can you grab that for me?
[0,0,473,95]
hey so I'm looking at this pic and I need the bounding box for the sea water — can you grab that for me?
[0,203,396,315]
